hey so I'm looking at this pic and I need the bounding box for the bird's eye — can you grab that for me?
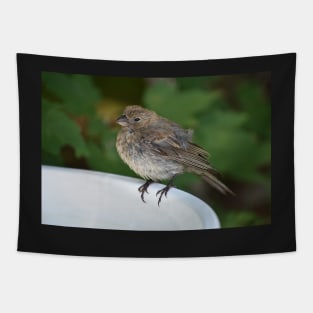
[134,117,141,122]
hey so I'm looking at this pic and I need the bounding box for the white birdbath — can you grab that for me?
[42,166,220,231]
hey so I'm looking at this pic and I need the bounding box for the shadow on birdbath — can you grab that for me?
[42,166,220,231]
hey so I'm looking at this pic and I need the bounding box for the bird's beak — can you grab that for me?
[116,114,128,126]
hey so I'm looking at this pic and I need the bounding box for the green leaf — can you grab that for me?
[194,110,269,183]
[221,210,271,228]
[143,80,221,127]
[259,141,271,164]
[87,116,108,137]
[42,150,64,166]
[236,81,271,139]
[176,76,218,90]
[86,142,135,177]
[174,172,201,191]
[42,72,102,115]
[42,103,89,158]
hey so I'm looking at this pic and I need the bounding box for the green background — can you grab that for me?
[42,72,271,228]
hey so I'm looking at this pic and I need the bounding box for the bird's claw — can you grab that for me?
[140,192,146,203]
[156,186,170,206]
[138,181,152,203]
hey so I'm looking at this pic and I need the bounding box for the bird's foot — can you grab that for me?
[138,180,152,203]
[156,176,177,206]
[156,184,175,206]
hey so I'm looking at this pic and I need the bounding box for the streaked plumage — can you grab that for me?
[116,105,232,205]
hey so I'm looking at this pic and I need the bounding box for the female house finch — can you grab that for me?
[116,105,233,205]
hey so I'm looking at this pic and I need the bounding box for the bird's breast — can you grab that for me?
[116,129,183,181]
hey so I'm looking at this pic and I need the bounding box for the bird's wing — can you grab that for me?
[142,127,214,172]
[142,127,232,195]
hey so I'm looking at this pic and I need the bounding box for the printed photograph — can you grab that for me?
[41,72,271,230]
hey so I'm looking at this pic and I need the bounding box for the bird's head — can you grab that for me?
[116,105,157,130]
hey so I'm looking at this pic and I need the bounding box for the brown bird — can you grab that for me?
[116,105,233,205]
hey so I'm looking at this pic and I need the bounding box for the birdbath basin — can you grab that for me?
[42,166,220,231]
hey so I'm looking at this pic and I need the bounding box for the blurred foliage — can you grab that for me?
[42,71,271,228]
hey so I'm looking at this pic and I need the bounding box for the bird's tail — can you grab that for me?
[200,170,234,196]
